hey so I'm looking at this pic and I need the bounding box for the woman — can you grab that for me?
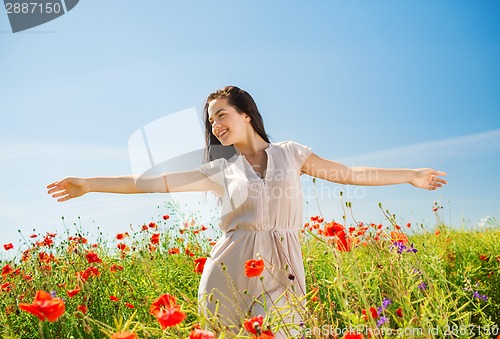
[47,86,447,337]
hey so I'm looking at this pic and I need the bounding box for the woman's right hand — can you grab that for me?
[47,177,89,202]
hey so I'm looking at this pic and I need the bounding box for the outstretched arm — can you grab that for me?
[47,171,223,202]
[301,153,447,190]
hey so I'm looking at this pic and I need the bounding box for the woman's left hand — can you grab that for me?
[410,169,447,190]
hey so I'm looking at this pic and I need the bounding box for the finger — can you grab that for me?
[57,195,71,202]
[435,171,447,176]
[435,178,448,184]
[51,192,67,198]
[428,181,445,190]
[47,182,59,189]
[47,186,64,194]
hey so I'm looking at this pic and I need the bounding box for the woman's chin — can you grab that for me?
[219,139,232,147]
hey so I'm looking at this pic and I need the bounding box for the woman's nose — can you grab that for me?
[212,121,219,133]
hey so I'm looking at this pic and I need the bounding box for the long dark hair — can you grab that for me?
[202,86,271,162]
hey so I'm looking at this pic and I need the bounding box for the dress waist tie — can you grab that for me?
[271,229,306,297]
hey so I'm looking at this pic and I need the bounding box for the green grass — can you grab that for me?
[1,201,499,339]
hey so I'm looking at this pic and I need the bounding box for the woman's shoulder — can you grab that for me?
[272,140,312,151]
[271,140,313,164]
[198,157,228,172]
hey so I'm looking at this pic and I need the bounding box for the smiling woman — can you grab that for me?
[47,85,447,338]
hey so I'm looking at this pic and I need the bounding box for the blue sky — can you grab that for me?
[1,1,500,253]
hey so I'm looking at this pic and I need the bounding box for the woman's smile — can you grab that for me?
[217,129,228,139]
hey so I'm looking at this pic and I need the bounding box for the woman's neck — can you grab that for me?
[234,134,269,157]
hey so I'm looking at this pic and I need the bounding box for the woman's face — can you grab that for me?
[207,98,251,146]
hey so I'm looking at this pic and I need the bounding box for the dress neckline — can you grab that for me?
[239,143,272,181]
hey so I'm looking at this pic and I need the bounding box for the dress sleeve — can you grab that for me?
[197,158,226,188]
[286,141,313,170]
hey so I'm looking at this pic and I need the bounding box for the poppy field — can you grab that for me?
[1,200,499,339]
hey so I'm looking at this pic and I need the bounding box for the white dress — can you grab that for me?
[197,141,313,337]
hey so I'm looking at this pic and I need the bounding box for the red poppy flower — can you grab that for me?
[149,293,177,315]
[194,257,207,274]
[77,267,100,282]
[77,304,87,314]
[336,232,351,252]
[3,243,13,251]
[310,286,320,302]
[343,331,365,339]
[189,329,216,339]
[163,215,170,220]
[66,286,81,298]
[86,266,100,277]
[38,252,55,263]
[2,264,13,276]
[43,236,54,247]
[110,331,138,339]
[479,254,488,261]
[149,222,157,228]
[390,231,409,245]
[168,247,180,255]
[395,307,403,317]
[324,221,345,236]
[151,233,160,245]
[1,282,13,292]
[155,306,186,329]
[110,295,119,302]
[245,258,265,277]
[18,290,65,322]
[29,233,38,238]
[125,302,134,309]
[86,251,102,263]
[116,233,125,240]
[361,307,378,320]
[110,264,123,272]
[244,314,264,334]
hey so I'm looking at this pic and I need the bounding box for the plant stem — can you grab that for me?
[38,321,46,339]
